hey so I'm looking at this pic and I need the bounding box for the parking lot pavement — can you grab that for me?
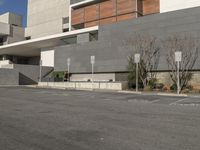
[0,87,200,150]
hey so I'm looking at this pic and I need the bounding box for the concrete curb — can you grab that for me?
[25,86,199,98]
[118,90,190,97]
[118,91,142,95]
[157,93,188,97]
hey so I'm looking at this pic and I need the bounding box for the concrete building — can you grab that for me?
[1,0,200,87]
[25,0,70,39]
[0,12,24,46]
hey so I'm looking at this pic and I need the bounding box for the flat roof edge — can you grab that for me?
[0,26,99,49]
[70,0,97,8]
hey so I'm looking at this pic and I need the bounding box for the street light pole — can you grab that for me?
[39,60,42,82]
[91,56,95,90]
[177,61,180,94]
[136,63,139,92]
[67,58,71,82]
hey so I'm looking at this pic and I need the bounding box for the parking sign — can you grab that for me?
[134,54,140,63]
[175,51,182,62]
[91,56,95,64]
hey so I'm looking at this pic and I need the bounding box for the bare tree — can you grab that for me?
[127,35,160,88]
[164,35,199,92]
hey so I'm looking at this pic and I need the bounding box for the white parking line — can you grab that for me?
[169,98,188,105]
[150,99,160,103]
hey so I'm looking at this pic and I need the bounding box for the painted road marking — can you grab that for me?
[169,98,188,105]
[150,99,160,103]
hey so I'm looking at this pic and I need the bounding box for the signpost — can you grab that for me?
[67,58,71,82]
[175,51,182,94]
[91,56,95,89]
[39,60,42,82]
[134,54,140,92]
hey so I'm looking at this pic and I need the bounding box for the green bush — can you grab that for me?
[149,78,157,89]
[143,86,152,91]
[170,84,177,91]
[50,71,65,81]
[185,85,193,91]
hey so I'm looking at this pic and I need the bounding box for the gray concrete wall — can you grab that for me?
[7,26,25,44]
[13,64,53,83]
[0,65,53,85]
[0,22,10,35]
[54,6,200,73]
[0,12,23,27]
[77,33,90,43]
[0,69,19,85]
[0,12,25,45]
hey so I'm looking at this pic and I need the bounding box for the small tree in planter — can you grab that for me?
[164,35,199,93]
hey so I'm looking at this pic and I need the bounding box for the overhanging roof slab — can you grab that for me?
[0,26,98,56]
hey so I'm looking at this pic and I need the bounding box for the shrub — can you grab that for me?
[143,86,152,91]
[170,84,177,91]
[50,71,65,82]
[149,78,157,89]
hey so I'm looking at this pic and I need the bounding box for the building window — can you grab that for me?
[63,17,69,24]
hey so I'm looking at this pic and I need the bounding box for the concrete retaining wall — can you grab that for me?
[13,64,53,83]
[156,71,200,90]
[0,69,19,85]
[0,64,53,85]
[38,81,128,90]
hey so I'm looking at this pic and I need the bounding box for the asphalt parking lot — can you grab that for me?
[0,87,200,150]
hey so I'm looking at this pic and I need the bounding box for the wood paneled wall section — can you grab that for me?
[117,13,136,22]
[71,0,160,27]
[84,4,99,22]
[100,17,117,25]
[100,0,116,18]
[71,8,84,25]
[142,0,160,15]
[137,0,143,15]
[117,0,136,15]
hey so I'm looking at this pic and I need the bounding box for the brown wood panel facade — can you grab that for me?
[71,8,84,25]
[100,0,116,18]
[117,13,136,22]
[117,0,136,15]
[142,0,160,15]
[100,16,117,25]
[84,4,99,22]
[85,20,99,28]
[71,0,160,28]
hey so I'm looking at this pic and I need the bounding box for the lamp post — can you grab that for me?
[90,56,95,89]
[175,51,182,94]
[39,59,42,82]
[134,54,140,92]
[67,58,71,82]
